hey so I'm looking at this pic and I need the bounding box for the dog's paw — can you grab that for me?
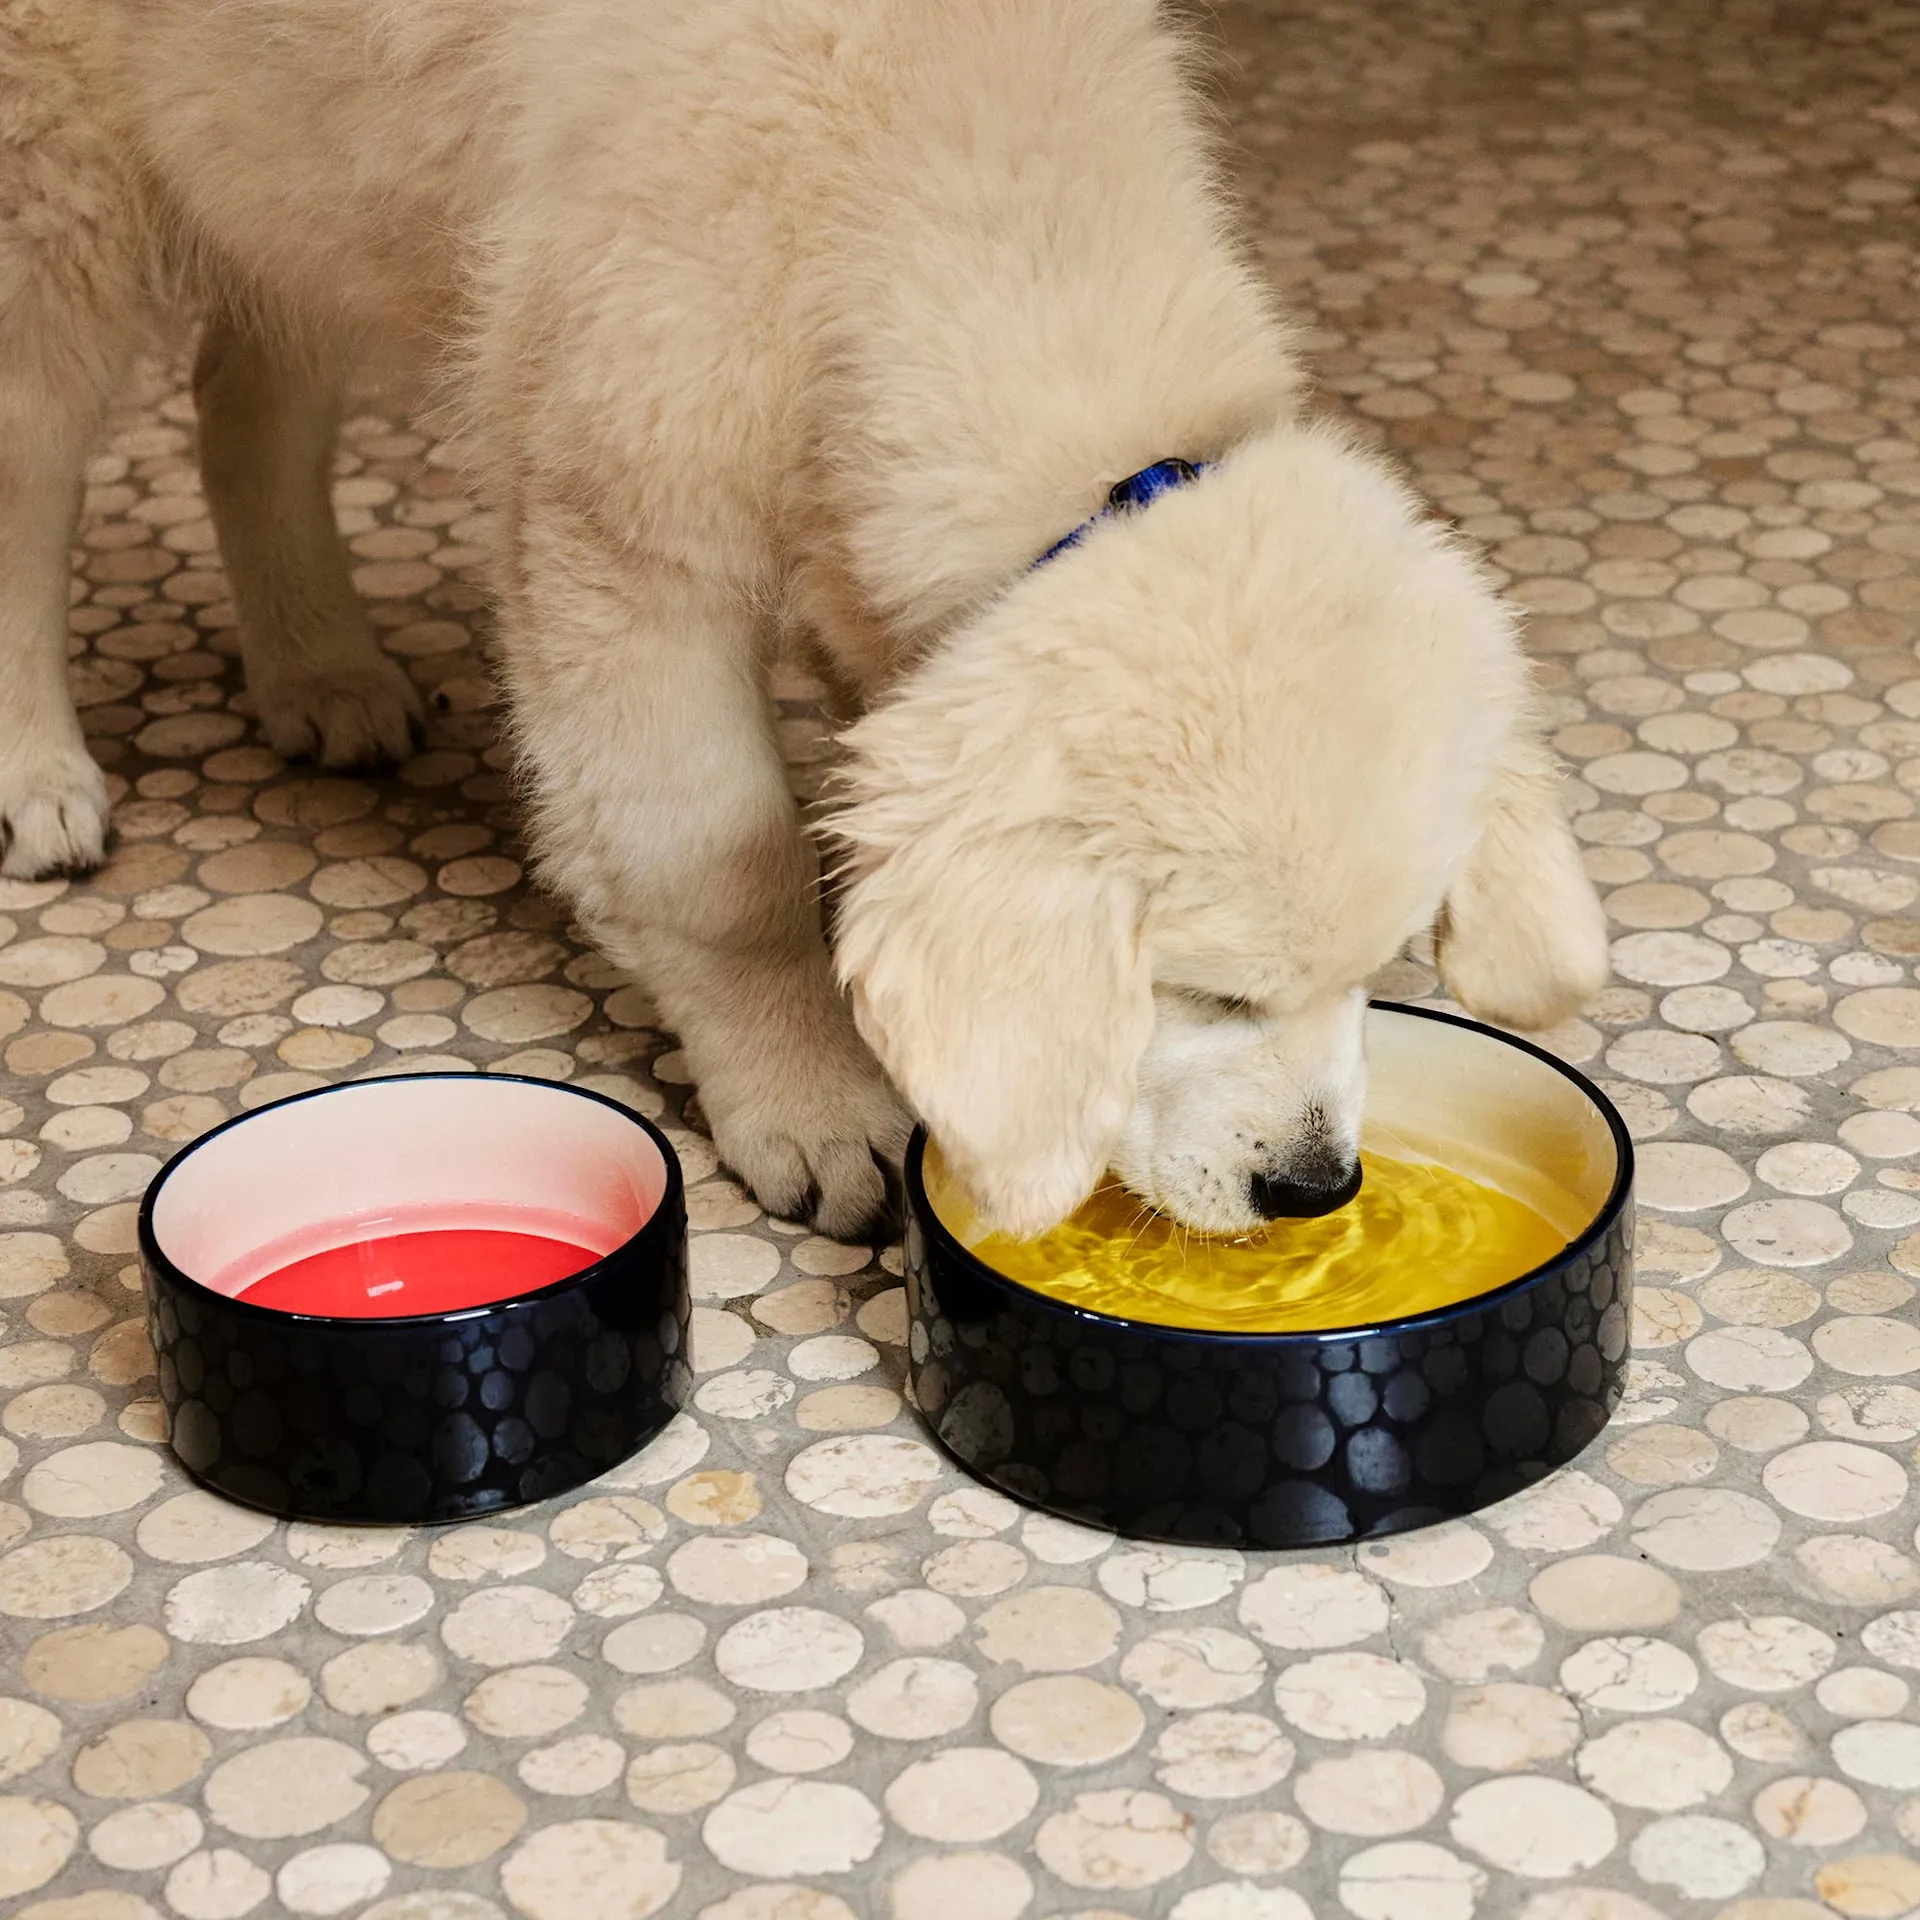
[707,1050,913,1243]
[0,747,110,879]
[253,660,423,769]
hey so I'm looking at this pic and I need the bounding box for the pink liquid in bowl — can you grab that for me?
[223,1209,608,1319]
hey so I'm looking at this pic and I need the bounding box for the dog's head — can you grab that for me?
[830,422,1607,1238]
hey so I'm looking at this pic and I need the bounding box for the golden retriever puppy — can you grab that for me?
[0,0,1606,1243]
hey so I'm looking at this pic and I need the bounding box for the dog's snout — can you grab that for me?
[1249,1157,1362,1220]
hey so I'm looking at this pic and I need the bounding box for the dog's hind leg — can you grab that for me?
[503,542,911,1243]
[193,317,421,768]
[0,19,136,878]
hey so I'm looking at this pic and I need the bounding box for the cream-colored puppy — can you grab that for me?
[1,0,1606,1243]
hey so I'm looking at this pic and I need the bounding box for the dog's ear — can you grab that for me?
[1435,734,1609,1031]
[834,824,1154,1239]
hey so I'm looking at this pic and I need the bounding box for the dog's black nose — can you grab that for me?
[1249,1159,1362,1220]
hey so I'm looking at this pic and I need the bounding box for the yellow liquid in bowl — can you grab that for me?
[965,1151,1572,1334]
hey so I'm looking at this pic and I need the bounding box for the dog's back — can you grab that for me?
[8,0,510,355]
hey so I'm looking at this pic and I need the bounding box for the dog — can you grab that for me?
[1,0,1608,1245]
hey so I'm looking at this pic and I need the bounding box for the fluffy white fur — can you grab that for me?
[832,425,1608,1235]
[1,0,1607,1242]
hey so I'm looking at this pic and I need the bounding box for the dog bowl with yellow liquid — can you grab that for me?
[903,1003,1634,1546]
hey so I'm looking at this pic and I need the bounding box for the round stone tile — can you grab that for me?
[499,1819,680,1920]
[440,1587,572,1667]
[366,1710,466,1773]
[463,1667,589,1739]
[1529,1557,1681,1632]
[164,1562,309,1644]
[1418,1607,1544,1684]
[668,1533,808,1606]
[1751,1776,1869,1849]
[924,1539,1027,1597]
[1831,1720,1920,1790]
[1814,1856,1920,1920]
[884,1747,1038,1842]
[1098,1545,1243,1612]
[202,1738,370,1839]
[1205,1808,1309,1879]
[601,1612,704,1676]
[1120,1629,1266,1710]
[1272,1652,1427,1739]
[72,1718,210,1799]
[703,1779,884,1875]
[974,1587,1122,1672]
[713,1607,863,1692]
[371,1772,526,1868]
[1628,1813,1764,1899]
[1561,1637,1699,1713]
[1630,1490,1781,1570]
[516,1734,625,1798]
[846,1657,977,1740]
[0,1538,135,1618]
[89,1799,204,1871]
[0,1699,63,1784]
[185,1659,310,1732]
[1575,1718,1733,1809]
[990,1675,1144,1767]
[1763,1442,1908,1521]
[274,1843,391,1917]
[1337,1841,1487,1920]
[1292,1751,1443,1837]
[1238,1565,1388,1649]
[1448,1778,1616,1878]
[1153,1711,1295,1800]
[625,1741,734,1814]
[743,1710,854,1774]
[134,1493,276,1566]
[1355,1523,1492,1589]
[163,1846,272,1920]
[888,1851,1033,1920]
[1033,1788,1194,1892]
[1439,1684,1582,1773]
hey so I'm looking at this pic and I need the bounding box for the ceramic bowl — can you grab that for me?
[140,1072,688,1523]
[904,1002,1634,1546]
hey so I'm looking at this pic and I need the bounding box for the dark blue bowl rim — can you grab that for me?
[906,1000,1635,1350]
[137,1071,686,1330]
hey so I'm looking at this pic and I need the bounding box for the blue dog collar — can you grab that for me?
[1034,457,1210,568]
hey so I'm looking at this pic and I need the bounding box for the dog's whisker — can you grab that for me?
[1117,1205,1159,1261]
[1366,1125,1430,1163]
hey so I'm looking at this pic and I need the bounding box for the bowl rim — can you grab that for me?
[906,1000,1635,1349]
[137,1070,685,1329]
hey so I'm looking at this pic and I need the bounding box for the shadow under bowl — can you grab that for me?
[904,1002,1635,1547]
[139,1072,690,1524]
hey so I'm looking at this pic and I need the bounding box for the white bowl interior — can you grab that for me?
[927,1007,1621,1246]
[150,1077,669,1301]
[1358,1008,1619,1237]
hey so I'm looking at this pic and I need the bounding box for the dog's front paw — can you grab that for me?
[705,1047,913,1243]
[0,746,110,879]
[253,661,423,769]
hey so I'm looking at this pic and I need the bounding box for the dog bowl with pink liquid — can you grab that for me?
[140,1073,688,1523]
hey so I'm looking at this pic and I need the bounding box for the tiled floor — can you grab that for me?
[5,2,1920,1916]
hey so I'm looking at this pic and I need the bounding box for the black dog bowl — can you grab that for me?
[140,1073,689,1523]
[904,1003,1634,1546]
